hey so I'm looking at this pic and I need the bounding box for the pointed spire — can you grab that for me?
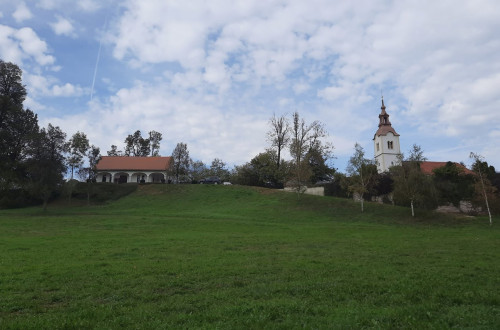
[381,96,386,114]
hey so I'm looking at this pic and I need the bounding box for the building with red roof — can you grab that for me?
[96,156,172,183]
[419,161,475,176]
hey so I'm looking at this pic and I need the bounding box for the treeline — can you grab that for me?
[336,144,499,219]
[0,60,102,209]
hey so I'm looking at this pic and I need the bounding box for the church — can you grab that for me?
[373,98,401,173]
[372,99,474,176]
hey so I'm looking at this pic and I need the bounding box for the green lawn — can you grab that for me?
[1,184,498,329]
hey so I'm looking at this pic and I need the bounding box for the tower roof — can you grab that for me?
[374,97,399,138]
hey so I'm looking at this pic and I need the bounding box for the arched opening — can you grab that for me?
[114,172,129,184]
[150,173,165,183]
[132,172,147,183]
[100,172,112,183]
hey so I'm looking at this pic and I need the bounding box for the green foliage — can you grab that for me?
[346,143,376,211]
[433,162,475,206]
[124,130,150,156]
[148,130,162,156]
[0,185,499,328]
[208,158,230,181]
[169,142,191,182]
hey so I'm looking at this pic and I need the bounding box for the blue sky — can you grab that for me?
[1,0,499,171]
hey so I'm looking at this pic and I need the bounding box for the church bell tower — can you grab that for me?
[373,98,401,173]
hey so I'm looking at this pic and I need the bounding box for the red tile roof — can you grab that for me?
[419,161,475,175]
[96,156,172,171]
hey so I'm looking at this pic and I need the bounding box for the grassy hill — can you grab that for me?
[0,184,498,328]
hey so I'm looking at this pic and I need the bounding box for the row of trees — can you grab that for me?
[0,60,101,209]
[168,141,230,183]
[232,112,334,191]
[107,130,163,157]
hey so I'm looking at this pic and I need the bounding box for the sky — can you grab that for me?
[1,0,499,172]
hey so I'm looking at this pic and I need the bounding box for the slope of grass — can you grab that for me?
[0,184,498,328]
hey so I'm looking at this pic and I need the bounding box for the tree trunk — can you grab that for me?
[410,199,414,217]
[361,196,364,212]
[479,174,492,225]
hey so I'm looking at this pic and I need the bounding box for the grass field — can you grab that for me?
[1,184,499,328]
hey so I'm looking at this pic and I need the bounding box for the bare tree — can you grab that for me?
[470,152,492,225]
[289,112,321,196]
[267,113,290,169]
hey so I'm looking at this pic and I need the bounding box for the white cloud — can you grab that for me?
[13,2,32,22]
[14,28,55,65]
[0,25,54,66]
[50,16,75,37]
[25,73,85,98]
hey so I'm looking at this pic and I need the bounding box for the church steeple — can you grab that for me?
[373,97,401,173]
[378,97,392,127]
[375,97,398,136]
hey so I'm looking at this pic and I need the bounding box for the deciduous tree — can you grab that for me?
[346,143,376,212]
[169,143,191,183]
[391,144,435,216]
[289,112,322,196]
[267,113,290,170]
[26,124,68,210]
[124,130,150,157]
[149,130,162,156]
[67,131,90,179]
[470,152,493,225]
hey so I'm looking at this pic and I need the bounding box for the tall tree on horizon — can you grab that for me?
[67,131,90,179]
[124,130,150,157]
[26,124,69,211]
[149,130,162,156]
[169,142,191,183]
[346,143,376,212]
[0,60,39,194]
[470,152,493,225]
[267,113,290,170]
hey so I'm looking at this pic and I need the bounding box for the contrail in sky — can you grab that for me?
[90,17,107,102]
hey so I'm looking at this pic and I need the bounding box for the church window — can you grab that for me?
[387,141,393,149]
[376,143,379,151]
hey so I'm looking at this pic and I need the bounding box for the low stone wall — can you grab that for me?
[283,186,324,196]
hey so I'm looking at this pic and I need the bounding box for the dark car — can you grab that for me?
[200,177,221,184]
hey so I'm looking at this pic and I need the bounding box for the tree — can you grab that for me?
[189,160,208,183]
[124,130,150,157]
[0,60,27,106]
[346,143,376,212]
[470,152,493,225]
[169,142,191,183]
[149,130,162,156]
[26,124,68,210]
[289,112,323,196]
[67,131,90,179]
[267,113,290,170]
[209,158,230,181]
[0,61,39,193]
[390,144,435,216]
[433,161,474,207]
[79,146,101,205]
[107,145,121,156]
